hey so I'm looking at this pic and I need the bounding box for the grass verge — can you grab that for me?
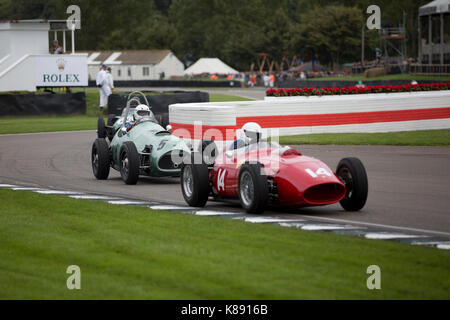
[277,130,450,146]
[0,116,97,134]
[0,188,449,299]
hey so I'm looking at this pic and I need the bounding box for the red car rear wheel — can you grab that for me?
[238,163,269,214]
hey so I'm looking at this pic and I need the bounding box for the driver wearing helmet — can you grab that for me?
[125,104,153,131]
[230,122,263,150]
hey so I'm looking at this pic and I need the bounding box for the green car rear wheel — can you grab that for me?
[92,138,110,180]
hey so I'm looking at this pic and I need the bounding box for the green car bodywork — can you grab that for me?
[110,120,190,177]
[93,91,191,183]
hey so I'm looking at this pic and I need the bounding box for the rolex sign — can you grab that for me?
[34,55,88,87]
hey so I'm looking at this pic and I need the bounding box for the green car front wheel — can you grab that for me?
[120,141,140,185]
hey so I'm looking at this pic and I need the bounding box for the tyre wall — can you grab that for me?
[107,91,209,128]
[0,92,86,116]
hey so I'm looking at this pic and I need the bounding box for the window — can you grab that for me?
[143,67,149,76]
[127,67,131,77]
[117,69,121,77]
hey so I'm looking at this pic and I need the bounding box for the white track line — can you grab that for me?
[195,210,242,216]
[33,190,83,195]
[243,217,305,224]
[279,222,307,228]
[69,195,121,200]
[411,241,450,248]
[0,184,18,188]
[364,233,429,240]
[293,214,450,238]
[107,200,152,205]
[11,187,43,191]
[301,224,364,231]
[149,205,193,210]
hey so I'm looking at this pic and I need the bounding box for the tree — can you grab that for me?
[0,0,434,70]
[292,5,363,67]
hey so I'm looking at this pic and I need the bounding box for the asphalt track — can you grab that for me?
[0,130,449,238]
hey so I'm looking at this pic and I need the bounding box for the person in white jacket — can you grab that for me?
[96,64,111,111]
[107,67,114,92]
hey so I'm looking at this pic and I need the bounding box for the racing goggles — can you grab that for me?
[137,110,150,116]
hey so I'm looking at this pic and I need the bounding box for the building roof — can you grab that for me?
[419,0,450,16]
[79,50,173,65]
[183,58,239,75]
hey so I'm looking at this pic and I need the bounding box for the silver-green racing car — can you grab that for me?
[92,91,191,184]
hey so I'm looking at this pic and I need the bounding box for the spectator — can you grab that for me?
[107,67,114,93]
[248,74,257,87]
[51,40,62,54]
[269,74,275,88]
[240,72,245,88]
[96,64,111,112]
[263,73,270,87]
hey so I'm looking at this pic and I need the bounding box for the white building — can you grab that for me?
[81,50,185,81]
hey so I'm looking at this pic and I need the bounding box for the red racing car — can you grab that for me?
[180,123,368,214]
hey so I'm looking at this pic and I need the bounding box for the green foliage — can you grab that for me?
[0,0,432,69]
[292,5,363,67]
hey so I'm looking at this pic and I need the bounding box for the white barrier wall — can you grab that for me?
[169,91,450,147]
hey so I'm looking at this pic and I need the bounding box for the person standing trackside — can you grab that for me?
[263,73,270,87]
[96,64,112,112]
[107,67,114,93]
[269,74,275,88]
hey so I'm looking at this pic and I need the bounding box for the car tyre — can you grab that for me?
[97,117,106,139]
[336,157,368,211]
[181,153,210,207]
[238,163,268,214]
[120,141,140,185]
[198,139,218,165]
[91,138,110,180]
[107,114,117,127]
[106,114,117,141]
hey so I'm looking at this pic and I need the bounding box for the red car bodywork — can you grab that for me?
[210,143,346,207]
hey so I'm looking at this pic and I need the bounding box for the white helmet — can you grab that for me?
[241,122,262,144]
[133,104,151,122]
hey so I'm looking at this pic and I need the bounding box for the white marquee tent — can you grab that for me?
[183,58,239,75]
